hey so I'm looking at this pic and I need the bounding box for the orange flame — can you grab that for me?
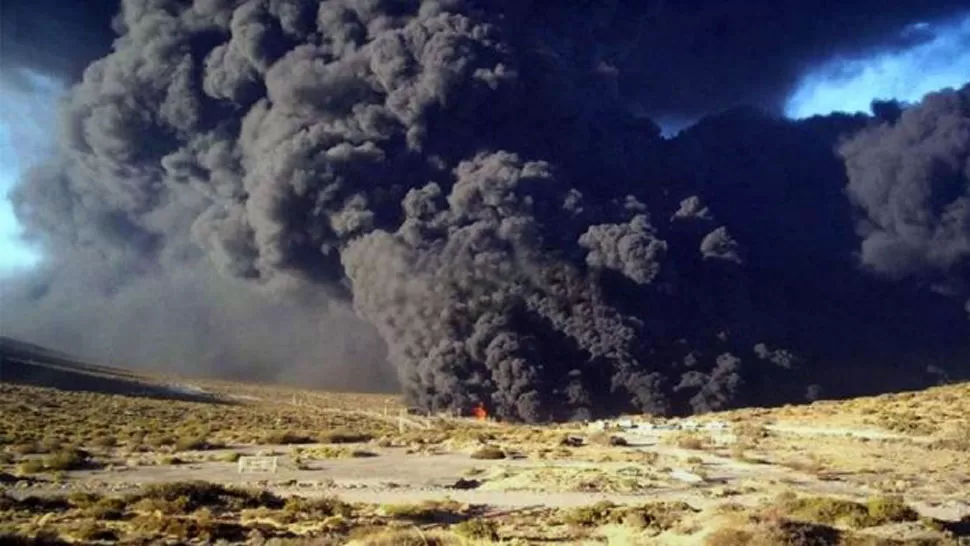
[472,403,487,421]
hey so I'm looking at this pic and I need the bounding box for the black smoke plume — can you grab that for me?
[5,0,970,421]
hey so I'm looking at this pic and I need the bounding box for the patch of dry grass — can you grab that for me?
[469,446,506,460]
[767,492,919,529]
[668,431,711,450]
[297,446,378,460]
[0,382,398,459]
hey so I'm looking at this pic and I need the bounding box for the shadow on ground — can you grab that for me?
[0,336,228,404]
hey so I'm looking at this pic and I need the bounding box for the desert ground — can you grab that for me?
[1,349,969,545]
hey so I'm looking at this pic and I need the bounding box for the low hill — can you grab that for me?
[0,336,221,403]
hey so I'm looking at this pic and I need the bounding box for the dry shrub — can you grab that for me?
[669,432,708,450]
[85,497,127,520]
[0,492,70,513]
[320,429,373,444]
[705,527,755,546]
[302,446,377,459]
[380,500,466,524]
[587,432,629,447]
[733,421,770,443]
[864,496,918,525]
[282,496,352,520]
[10,442,42,456]
[707,519,842,546]
[640,451,660,465]
[146,435,176,448]
[129,512,249,543]
[781,454,828,475]
[18,449,89,473]
[346,529,463,546]
[174,435,224,451]
[564,500,693,530]
[564,501,622,527]
[66,491,102,509]
[930,422,970,451]
[91,435,118,449]
[262,431,316,445]
[215,451,241,462]
[453,517,500,540]
[17,459,45,474]
[0,531,69,546]
[127,481,284,514]
[775,494,917,528]
[71,521,118,542]
[470,446,506,460]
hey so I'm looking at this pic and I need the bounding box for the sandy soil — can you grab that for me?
[9,423,969,523]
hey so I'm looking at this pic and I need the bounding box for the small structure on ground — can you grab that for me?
[237,455,278,474]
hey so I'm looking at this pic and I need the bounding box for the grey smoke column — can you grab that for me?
[11,0,819,421]
[840,84,970,294]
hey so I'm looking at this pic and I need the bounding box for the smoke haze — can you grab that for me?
[2,0,970,420]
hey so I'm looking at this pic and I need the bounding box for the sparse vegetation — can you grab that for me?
[174,435,225,451]
[280,495,353,521]
[299,446,378,459]
[214,451,242,462]
[564,500,620,527]
[262,431,316,445]
[775,494,918,528]
[469,445,506,460]
[346,528,471,546]
[453,517,500,540]
[71,521,117,542]
[930,422,970,451]
[379,500,466,523]
[670,432,709,450]
[16,448,89,474]
[1,357,969,545]
[563,500,695,531]
[706,518,843,546]
[587,432,629,447]
[90,435,117,449]
[320,429,374,444]
[126,481,285,514]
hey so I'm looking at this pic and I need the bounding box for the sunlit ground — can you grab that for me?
[786,12,970,118]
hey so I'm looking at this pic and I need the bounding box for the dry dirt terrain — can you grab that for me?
[1,354,969,545]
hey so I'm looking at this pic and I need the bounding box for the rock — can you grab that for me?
[608,435,629,446]
[451,478,481,490]
[670,469,706,484]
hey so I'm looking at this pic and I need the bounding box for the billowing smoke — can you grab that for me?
[6,0,970,421]
[840,84,970,296]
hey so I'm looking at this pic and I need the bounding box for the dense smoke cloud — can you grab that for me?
[4,1,970,118]
[4,0,970,421]
[840,84,970,296]
[3,264,392,390]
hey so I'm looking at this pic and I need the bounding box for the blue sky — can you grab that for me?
[0,70,62,275]
[786,12,970,118]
